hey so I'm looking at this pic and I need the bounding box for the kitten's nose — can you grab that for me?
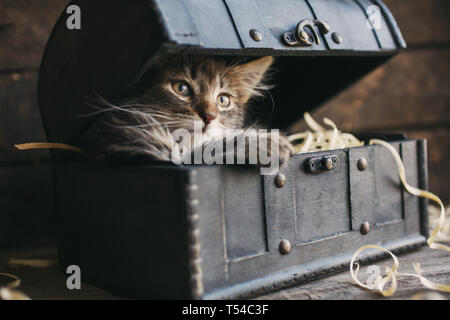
[201,112,217,125]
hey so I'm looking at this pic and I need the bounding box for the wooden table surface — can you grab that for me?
[1,245,449,300]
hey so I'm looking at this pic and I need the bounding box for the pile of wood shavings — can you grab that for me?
[288,112,364,153]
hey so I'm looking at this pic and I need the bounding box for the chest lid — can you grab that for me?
[39,0,405,143]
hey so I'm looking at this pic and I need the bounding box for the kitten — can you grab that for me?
[78,55,294,169]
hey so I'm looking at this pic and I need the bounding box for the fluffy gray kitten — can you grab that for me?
[78,55,293,168]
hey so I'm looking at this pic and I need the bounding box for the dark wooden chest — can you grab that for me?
[38,0,428,299]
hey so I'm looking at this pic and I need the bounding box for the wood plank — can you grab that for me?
[0,72,50,162]
[289,49,450,134]
[384,0,450,46]
[405,128,450,204]
[1,246,448,300]
[258,246,450,300]
[0,247,122,300]
[0,0,68,70]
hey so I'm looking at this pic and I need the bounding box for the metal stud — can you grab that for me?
[331,32,342,44]
[324,157,334,170]
[249,29,262,42]
[274,173,286,188]
[360,221,370,235]
[279,239,291,254]
[357,157,368,171]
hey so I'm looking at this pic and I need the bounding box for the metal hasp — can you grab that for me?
[282,19,331,47]
[304,155,339,173]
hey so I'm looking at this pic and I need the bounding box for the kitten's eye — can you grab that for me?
[172,81,191,97]
[217,94,231,108]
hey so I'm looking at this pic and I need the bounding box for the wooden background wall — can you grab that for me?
[0,0,68,248]
[0,1,449,248]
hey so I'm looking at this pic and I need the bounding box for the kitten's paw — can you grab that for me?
[257,132,294,171]
[278,135,295,169]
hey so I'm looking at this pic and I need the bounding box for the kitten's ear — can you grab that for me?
[230,56,274,103]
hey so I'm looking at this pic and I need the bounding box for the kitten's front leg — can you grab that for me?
[256,131,294,170]
[276,133,295,169]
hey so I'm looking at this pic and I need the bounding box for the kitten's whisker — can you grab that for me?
[223,57,243,77]
[266,89,275,120]
[115,122,191,129]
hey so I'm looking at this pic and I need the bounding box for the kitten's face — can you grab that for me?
[134,55,273,135]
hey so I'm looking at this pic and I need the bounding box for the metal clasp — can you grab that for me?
[304,155,338,173]
[282,19,331,47]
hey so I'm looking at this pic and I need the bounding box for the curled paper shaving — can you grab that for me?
[369,139,449,253]
[8,258,58,268]
[350,245,450,296]
[288,112,364,154]
[15,142,83,153]
[350,245,399,296]
[0,273,30,300]
[429,205,450,243]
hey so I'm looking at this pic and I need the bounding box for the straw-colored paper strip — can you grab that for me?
[14,142,83,153]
